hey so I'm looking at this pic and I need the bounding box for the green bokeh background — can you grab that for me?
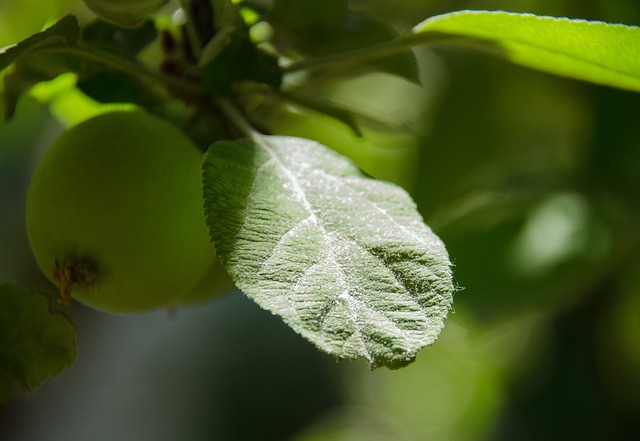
[1,0,639,440]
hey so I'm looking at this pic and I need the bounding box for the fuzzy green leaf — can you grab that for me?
[411,10,640,92]
[202,136,454,369]
[0,283,76,401]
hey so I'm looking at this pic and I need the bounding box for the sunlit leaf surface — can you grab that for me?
[411,10,640,92]
[203,136,454,368]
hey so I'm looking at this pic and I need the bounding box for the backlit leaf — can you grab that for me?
[410,10,640,92]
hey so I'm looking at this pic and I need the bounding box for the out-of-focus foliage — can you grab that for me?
[0,0,84,48]
[0,284,76,398]
[1,0,639,439]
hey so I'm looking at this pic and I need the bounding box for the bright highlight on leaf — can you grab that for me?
[202,136,454,369]
[410,10,640,92]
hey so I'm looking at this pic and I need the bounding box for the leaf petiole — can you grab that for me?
[217,98,261,141]
[281,33,449,74]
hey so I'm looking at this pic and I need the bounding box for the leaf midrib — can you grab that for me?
[248,142,432,354]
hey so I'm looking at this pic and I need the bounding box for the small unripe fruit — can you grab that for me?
[26,111,216,314]
[83,0,167,28]
[169,255,235,308]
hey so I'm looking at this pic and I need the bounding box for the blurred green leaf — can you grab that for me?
[0,14,80,73]
[411,10,640,92]
[1,14,164,120]
[76,69,161,106]
[1,16,162,120]
[3,49,89,120]
[267,0,418,81]
[202,136,454,369]
[83,0,167,29]
[0,15,86,120]
[81,19,158,57]
[28,73,138,127]
[278,91,362,136]
[200,31,282,96]
[0,283,76,401]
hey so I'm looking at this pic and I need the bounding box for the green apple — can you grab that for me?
[26,110,217,314]
[168,254,234,308]
[83,0,168,28]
